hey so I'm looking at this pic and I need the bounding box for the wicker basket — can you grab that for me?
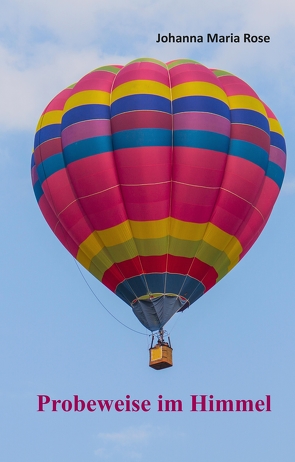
[149,344,173,370]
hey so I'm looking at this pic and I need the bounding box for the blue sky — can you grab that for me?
[1,0,295,460]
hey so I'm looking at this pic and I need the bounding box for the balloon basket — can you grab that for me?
[149,344,173,370]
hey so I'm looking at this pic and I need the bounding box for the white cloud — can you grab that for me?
[97,425,151,446]
[94,447,111,459]
[95,425,153,460]
[0,43,135,132]
[94,424,186,459]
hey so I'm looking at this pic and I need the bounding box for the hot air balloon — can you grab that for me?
[31,58,286,369]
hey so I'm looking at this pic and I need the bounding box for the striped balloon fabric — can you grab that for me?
[31,58,286,332]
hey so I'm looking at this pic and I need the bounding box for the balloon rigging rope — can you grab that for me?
[74,258,148,337]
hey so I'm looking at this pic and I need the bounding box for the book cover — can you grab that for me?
[1,1,294,460]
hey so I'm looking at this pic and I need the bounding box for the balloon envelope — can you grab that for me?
[31,58,286,332]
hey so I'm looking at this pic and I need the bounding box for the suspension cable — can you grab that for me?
[74,259,149,336]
